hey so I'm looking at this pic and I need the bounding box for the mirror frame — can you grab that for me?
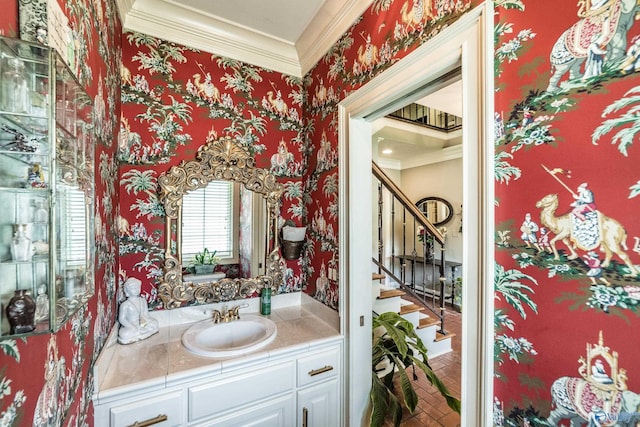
[415,196,454,227]
[157,136,285,308]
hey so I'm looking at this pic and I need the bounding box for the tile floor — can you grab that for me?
[392,304,462,427]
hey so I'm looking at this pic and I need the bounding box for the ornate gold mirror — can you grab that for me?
[158,136,285,308]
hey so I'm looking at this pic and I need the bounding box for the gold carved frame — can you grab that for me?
[158,136,285,308]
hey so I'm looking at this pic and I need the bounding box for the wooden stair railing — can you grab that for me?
[372,161,450,336]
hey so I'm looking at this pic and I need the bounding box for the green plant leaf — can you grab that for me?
[370,374,402,427]
[413,356,461,413]
[370,311,461,426]
[398,366,418,413]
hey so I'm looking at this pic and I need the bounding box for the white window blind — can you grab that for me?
[60,186,87,267]
[182,181,235,262]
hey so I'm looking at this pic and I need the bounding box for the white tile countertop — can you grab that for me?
[93,292,342,402]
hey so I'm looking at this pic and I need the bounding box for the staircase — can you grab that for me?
[372,273,454,358]
[371,161,456,358]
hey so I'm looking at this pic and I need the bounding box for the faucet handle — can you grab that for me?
[210,309,222,323]
[230,303,250,320]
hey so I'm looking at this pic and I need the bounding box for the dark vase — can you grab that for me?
[6,289,36,334]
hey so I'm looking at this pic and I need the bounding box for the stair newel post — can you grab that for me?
[410,216,417,290]
[390,196,396,277]
[421,232,428,307]
[377,181,384,274]
[438,238,447,335]
[401,208,407,285]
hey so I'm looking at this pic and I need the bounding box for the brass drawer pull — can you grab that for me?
[303,407,309,427]
[127,414,168,427]
[308,365,334,376]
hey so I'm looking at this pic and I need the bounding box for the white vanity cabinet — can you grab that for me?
[94,341,342,427]
[296,346,340,427]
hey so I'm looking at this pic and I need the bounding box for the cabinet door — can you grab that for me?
[297,379,339,427]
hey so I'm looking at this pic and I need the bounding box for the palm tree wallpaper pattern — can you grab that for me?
[1,0,640,424]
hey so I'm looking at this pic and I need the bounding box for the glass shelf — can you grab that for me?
[0,35,94,338]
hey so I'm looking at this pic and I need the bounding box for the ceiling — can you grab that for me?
[116,0,373,76]
[374,79,463,170]
[115,0,462,169]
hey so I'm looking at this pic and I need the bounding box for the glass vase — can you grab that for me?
[11,224,33,262]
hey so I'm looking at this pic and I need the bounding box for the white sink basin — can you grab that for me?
[182,314,277,358]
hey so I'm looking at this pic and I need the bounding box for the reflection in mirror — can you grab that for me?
[181,181,267,279]
[415,196,454,227]
[158,137,285,309]
[181,180,238,266]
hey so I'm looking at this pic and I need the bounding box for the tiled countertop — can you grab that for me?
[93,293,342,402]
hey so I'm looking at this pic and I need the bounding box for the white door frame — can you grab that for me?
[338,4,494,426]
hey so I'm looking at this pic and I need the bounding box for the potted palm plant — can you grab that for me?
[370,311,460,427]
[189,248,220,275]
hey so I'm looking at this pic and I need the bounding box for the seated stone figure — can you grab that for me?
[118,277,159,344]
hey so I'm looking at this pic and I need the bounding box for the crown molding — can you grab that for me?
[297,0,373,76]
[117,0,373,77]
[115,0,134,23]
[120,0,302,76]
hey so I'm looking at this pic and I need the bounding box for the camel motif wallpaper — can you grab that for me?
[493,0,640,424]
[0,0,121,425]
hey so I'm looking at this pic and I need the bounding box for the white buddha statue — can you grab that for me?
[118,277,159,344]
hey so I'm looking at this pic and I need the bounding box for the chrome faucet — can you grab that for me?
[211,303,250,323]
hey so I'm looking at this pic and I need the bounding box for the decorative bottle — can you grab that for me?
[1,58,28,113]
[6,289,36,334]
[260,287,272,315]
[11,224,33,262]
[35,284,49,323]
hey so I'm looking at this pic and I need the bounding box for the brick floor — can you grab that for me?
[393,302,462,427]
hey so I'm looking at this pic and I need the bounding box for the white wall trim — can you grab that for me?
[117,0,374,77]
[339,4,494,425]
[297,0,374,76]
[121,0,302,76]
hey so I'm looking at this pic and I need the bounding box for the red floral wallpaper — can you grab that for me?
[493,0,640,424]
[118,34,309,307]
[3,0,638,424]
[0,0,121,425]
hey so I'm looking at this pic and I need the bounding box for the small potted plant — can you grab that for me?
[189,248,220,275]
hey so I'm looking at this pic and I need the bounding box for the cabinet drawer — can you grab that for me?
[297,347,339,388]
[188,361,294,422]
[108,390,183,427]
[192,393,295,427]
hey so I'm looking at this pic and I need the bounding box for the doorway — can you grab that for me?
[338,5,494,426]
[372,72,463,425]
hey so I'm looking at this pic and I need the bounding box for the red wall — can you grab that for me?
[0,0,121,425]
[118,34,308,305]
[493,0,640,424]
[4,0,639,424]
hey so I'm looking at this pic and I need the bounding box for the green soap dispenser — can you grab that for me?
[260,287,271,315]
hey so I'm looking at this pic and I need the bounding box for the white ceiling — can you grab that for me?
[374,79,463,170]
[115,0,462,170]
[116,0,373,76]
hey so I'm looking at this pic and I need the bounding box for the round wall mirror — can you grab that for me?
[415,196,454,227]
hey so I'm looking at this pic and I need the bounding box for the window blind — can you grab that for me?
[60,185,87,267]
[182,181,234,262]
